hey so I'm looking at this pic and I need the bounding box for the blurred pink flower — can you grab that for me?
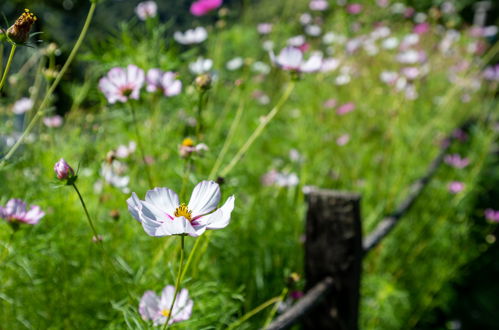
[135,1,157,20]
[336,102,355,115]
[448,181,465,194]
[309,0,328,11]
[99,65,144,104]
[257,23,272,35]
[452,128,468,142]
[190,0,222,16]
[485,209,499,223]
[54,158,75,181]
[146,69,182,96]
[336,134,350,146]
[413,22,430,35]
[0,198,44,225]
[483,64,499,82]
[347,4,363,14]
[12,98,33,114]
[444,154,470,169]
[139,285,193,326]
[43,115,63,128]
[323,98,337,109]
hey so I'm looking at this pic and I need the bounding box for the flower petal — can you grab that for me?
[145,187,179,217]
[198,195,235,230]
[188,180,221,217]
[139,290,160,321]
[127,192,142,222]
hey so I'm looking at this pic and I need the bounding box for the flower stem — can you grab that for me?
[262,287,288,328]
[195,90,207,140]
[219,81,295,177]
[72,183,100,240]
[0,2,97,169]
[163,235,185,329]
[0,44,17,93]
[0,42,4,79]
[129,103,154,188]
[227,295,282,330]
[208,96,245,180]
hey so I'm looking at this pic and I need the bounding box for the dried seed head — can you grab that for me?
[7,9,37,44]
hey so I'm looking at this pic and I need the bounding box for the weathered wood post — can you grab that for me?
[303,188,362,330]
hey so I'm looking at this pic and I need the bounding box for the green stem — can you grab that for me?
[129,103,154,188]
[262,287,288,328]
[0,2,97,169]
[72,183,100,240]
[220,81,295,177]
[209,97,245,180]
[179,235,202,281]
[163,235,185,329]
[0,44,17,93]
[0,42,4,79]
[227,296,282,330]
[196,90,206,140]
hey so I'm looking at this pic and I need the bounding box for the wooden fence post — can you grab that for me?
[303,188,362,330]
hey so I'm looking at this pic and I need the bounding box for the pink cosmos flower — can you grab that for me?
[336,134,350,146]
[323,98,337,109]
[0,199,44,225]
[485,209,499,223]
[336,102,355,115]
[257,23,272,35]
[347,4,363,14]
[128,180,235,237]
[12,98,33,114]
[309,0,329,11]
[413,22,430,35]
[135,1,157,20]
[444,154,470,169]
[448,181,465,194]
[271,46,322,73]
[99,65,144,104]
[146,69,182,96]
[139,285,193,326]
[190,0,222,16]
[483,64,499,82]
[43,115,63,128]
[54,158,75,181]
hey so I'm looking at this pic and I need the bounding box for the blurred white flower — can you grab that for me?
[139,286,193,326]
[382,37,399,49]
[271,47,322,73]
[174,27,208,45]
[12,98,33,114]
[309,0,329,11]
[287,35,306,47]
[251,61,271,74]
[300,13,312,25]
[226,57,244,71]
[257,23,273,35]
[305,24,322,37]
[189,57,213,75]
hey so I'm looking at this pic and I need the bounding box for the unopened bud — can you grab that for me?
[54,158,76,183]
[195,74,212,91]
[7,9,37,44]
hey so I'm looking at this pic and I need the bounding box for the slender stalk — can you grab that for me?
[227,296,282,330]
[163,235,185,329]
[129,103,154,187]
[220,81,295,177]
[0,44,17,92]
[179,235,202,281]
[209,97,245,180]
[0,42,4,79]
[0,2,97,168]
[262,287,288,328]
[72,183,100,240]
[195,90,207,140]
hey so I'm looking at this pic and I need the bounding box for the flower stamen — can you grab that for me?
[174,203,192,221]
[160,309,171,317]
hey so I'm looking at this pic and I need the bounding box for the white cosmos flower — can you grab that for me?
[271,47,322,73]
[135,1,157,20]
[139,285,193,326]
[127,180,235,237]
[189,57,213,75]
[173,27,208,45]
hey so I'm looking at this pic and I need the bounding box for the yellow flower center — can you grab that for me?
[181,138,194,147]
[160,309,171,317]
[174,203,192,221]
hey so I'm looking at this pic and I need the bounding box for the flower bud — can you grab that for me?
[195,74,212,91]
[54,158,75,182]
[7,9,37,44]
